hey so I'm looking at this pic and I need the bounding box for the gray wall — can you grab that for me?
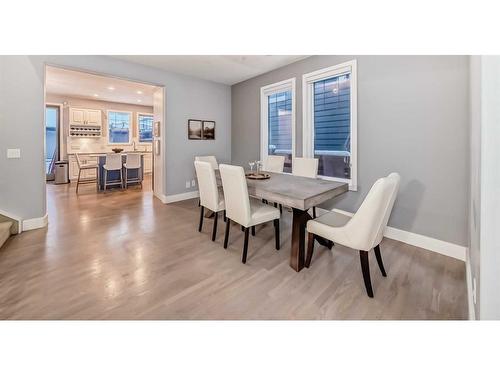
[0,56,231,221]
[232,55,469,246]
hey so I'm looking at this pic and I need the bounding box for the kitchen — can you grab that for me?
[45,66,159,193]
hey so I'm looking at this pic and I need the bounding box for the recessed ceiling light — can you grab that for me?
[136,90,143,95]
[137,99,142,103]
[107,86,115,91]
[93,94,99,97]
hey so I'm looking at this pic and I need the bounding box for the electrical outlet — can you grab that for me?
[191,179,196,187]
[185,180,191,189]
[473,277,477,304]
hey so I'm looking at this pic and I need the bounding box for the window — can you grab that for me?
[107,111,131,144]
[137,113,154,143]
[302,60,357,190]
[260,78,295,173]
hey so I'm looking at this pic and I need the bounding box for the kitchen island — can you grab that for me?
[67,152,149,190]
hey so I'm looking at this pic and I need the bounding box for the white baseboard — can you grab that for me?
[317,208,467,262]
[22,213,48,231]
[153,191,169,204]
[163,190,199,204]
[465,250,476,320]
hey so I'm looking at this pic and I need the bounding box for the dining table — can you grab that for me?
[216,170,348,272]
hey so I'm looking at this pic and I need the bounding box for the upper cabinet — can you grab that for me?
[69,108,102,126]
[69,108,103,138]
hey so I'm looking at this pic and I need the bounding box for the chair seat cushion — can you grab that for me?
[248,198,280,226]
[124,163,140,169]
[104,164,121,171]
[306,210,352,246]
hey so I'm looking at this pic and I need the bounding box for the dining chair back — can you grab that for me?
[125,153,141,169]
[219,164,251,227]
[195,155,219,170]
[292,157,318,178]
[263,155,285,173]
[104,154,123,171]
[195,161,222,213]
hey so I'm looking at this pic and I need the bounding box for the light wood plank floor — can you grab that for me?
[0,177,467,319]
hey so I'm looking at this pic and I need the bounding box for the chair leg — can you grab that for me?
[104,169,107,191]
[305,232,314,267]
[374,244,387,277]
[198,206,204,232]
[241,225,244,232]
[223,218,231,249]
[211,212,218,241]
[274,219,280,250]
[359,251,374,298]
[76,169,81,194]
[242,227,249,264]
[251,226,255,236]
[274,202,277,208]
[313,206,317,218]
[279,204,283,214]
[125,168,128,189]
[223,210,226,222]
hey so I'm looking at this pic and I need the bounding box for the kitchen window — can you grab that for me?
[260,78,295,173]
[302,60,357,190]
[107,111,131,144]
[137,113,154,143]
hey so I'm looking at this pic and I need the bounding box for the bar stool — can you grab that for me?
[124,153,142,189]
[103,153,123,191]
[75,153,99,194]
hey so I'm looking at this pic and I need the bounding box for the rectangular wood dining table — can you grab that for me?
[217,171,348,272]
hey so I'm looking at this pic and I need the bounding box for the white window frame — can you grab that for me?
[107,110,132,145]
[136,112,154,144]
[260,78,296,168]
[302,60,358,190]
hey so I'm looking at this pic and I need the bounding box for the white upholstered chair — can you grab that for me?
[195,155,219,170]
[194,161,225,241]
[305,173,401,297]
[262,155,285,173]
[219,164,280,263]
[293,157,319,217]
[292,157,318,178]
[124,153,142,189]
[103,154,124,190]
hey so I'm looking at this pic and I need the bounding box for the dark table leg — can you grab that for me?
[290,208,334,272]
[290,208,311,272]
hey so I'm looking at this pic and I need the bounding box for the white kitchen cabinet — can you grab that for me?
[70,108,86,125]
[69,108,102,126]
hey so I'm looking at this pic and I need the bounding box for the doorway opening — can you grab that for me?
[43,65,164,203]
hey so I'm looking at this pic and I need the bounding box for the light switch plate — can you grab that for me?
[185,181,191,189]
[191,179,196,187]
[7,149,21,159]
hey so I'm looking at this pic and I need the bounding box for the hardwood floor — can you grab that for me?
[0,177,467,319]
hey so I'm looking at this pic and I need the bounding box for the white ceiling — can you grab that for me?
[45,66,157,106]
[113,55,309,85]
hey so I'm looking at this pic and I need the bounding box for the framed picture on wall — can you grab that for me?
[202,121,216,140]
[188,119,203,140]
